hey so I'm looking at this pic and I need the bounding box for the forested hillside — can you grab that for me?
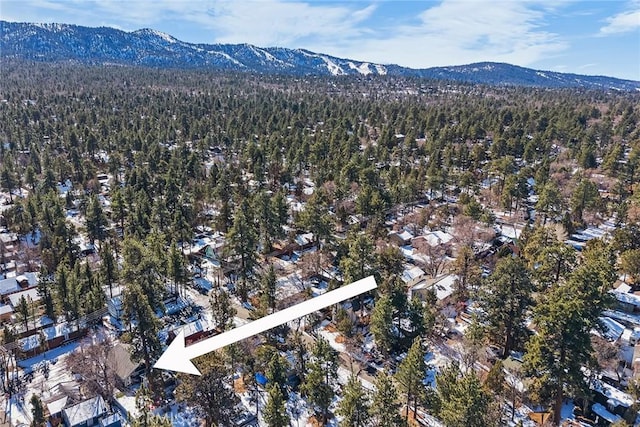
[0,60,639,426]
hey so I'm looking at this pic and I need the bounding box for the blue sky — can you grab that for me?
[2,0,639,80]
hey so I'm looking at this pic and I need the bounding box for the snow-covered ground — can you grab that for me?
[5,341,81,426]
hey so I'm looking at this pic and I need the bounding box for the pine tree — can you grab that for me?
[85,193,108,245]
[339,232,375,284]
[0,163,17,203]
[435,363,493,427]
[226,204,257,301]
[484,359,505,396]
[210,288,236,331]
[570,178,600,224]
[535,181,563,225]
[524,242,615,425]
[296,189,333,248]
[263,384,290,427]
[407,295,436,338]
[395,337,426,420]
[36,273,56,321]
[479,256,534,357]
[337,375,370,427]
[370,294,394,353]
[99,243,118,298]
[176,354,238,427]
[167,241,187,296]
[370,371,403,426]
[30,394,46,427]
[301,337,338,424]
[450,244,481,301]
[123,283,162,384]
[17,295,30,331]
[259,264,277,313]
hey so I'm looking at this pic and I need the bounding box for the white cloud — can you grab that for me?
[600,2,640,35]
[311,0,569,68]
[202,1,376,47]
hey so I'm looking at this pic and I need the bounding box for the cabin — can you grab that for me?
[410,274,458,305]
[62,395,107,427]
[389,230,414,246]
[168,318,216,345]
[107,343,143,388]
[401,265,426,289]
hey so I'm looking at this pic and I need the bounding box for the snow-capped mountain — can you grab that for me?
[2,21,638,91]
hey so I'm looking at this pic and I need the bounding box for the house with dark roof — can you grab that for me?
[107,343,142,388]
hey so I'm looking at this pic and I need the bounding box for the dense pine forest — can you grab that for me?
[0,60,639,426]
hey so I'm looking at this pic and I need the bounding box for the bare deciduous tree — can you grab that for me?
[66,332,117,402]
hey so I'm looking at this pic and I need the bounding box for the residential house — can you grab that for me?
[0,272,39,303]
[612,284,640,314]
[168,318,216,345]
[0,304,13,322]
[410,274,458,304]
[418,230,454,247]
[107,343,142,388]
[7,287,40,308]
[591,379,635,419]
[45,381,82,425]
[389,230,414,246]
[62,395,107,427]
[99,414,123,427]
[401,265,426,289]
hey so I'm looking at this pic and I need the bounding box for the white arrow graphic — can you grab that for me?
[154,275,377,375]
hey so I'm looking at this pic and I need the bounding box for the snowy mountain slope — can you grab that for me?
[2,21,638,90]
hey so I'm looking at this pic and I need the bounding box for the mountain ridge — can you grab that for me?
[2,20,638,91]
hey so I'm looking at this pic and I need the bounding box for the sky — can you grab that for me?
[2,0,639,80]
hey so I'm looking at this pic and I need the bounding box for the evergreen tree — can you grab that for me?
[176,354,237,427]
[480,256,534,357]
[370,371,403,426]
[339,232,375,284]
[259,264,277,313]
[99,242,118,298]
[210,288,236,331]
[570,178,601,224]
[123,283,162,383]
[85,193,108,245]
[17,295,30,331]
[450,244,481,300]
[370,294,394,353]
[296,189,333,248]
[226,204,257,301]
[407,294,436,338]
[535,181,563,225]
[395,337,427,420]
[301,337,338,425]
[36,274,56,321]
[435,363,493,427]
[30,394,46,427]
[337,375,370,427]
[524,242,615,425]
[0,163,17,203]
[167,241,187,296]
[263,384,290,427]
[484,359,505,396]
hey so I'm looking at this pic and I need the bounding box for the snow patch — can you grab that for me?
[207,50,245,67]
[375,64,387,75]
[348,62,372,75]
[320,56,345,76]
